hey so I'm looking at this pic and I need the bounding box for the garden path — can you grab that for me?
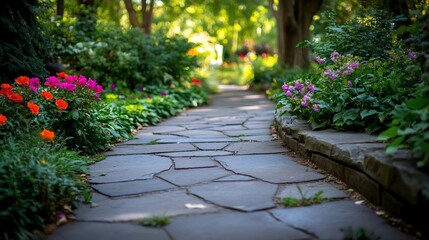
[47,85,413,240]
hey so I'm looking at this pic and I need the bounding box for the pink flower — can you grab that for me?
[161,91,167,96]
[29,77,40,87]
[303,95,311,101]
[77,76,87,86]
[351,61,359,68]
[285,91,293,98]
[94,93,100,100]
[261,53,267,58]
[95,85,104,93]
[86,78,97,90]
[348,81,353,87]
[308,84,315,94]
[45,76,59,87]
[299,88,307,95]
[62,82,77,91]
[65,75,77,83]
[329,72,338,80]
[330,52,340,62]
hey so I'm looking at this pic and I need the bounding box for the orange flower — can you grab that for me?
[40,129,55,142]
[0,83,13,96]
[16,76,30,85]
[0,114,7,125]
[27,102,40,115]
[55,99,68,110]
[57,72,68,79]
[7,93,23,102]
[41,91,53,101]
[187,48,197,56]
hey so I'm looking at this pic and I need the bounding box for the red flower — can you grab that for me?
[40,129,55,142]
[27,102,40,115]
[0,83,13,96]
[41,91,53,101]
[16,76,30,85]
[0,114,7,125]
[56,72,68,79]
[191,78,202,87]
[7,93,23,102]
[55,99,68,110]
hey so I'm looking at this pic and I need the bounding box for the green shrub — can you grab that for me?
[0,133,88,239]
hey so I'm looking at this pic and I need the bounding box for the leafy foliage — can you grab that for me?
[135,215,171,228]
[0,134,88,239]
[281,188,326,207]
[0,0,52,82]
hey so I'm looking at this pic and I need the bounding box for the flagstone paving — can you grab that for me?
[47,85,415,240]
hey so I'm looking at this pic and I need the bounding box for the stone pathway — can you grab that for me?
[47,86,414,240]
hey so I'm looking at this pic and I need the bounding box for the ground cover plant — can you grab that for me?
[275,10,428,168]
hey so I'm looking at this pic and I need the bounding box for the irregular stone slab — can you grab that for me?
[194,142,229,150]
[248,115,274,121]
[225,142,286,155]
[92,178,176,197]
[75,190,218,221]
[364,150,427,206]
[331,143,386,169]
[303,130,379,157]
[159,150,233,157]
[105,143,196,156]
[217,154,325,183]
[239,135,274,142]
[243,122,273,129]
[173,157,217,169]
[214,174,255,182]
[271,200,412,240]
[208,125,248,131]
[171,130,227,138]
[165,212,310,240]
[188,181,277,211]
[276,181,347,200]
[157,137,240,143]
[151,126,186,133]
[158,167,230,186]
[223,129,271,137]
[46,222,170,240]
[122,134,181,145]
[89,155,172,183]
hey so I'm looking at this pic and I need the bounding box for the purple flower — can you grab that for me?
[329,72,338,80]
[77,76,87,86]
[282,83,289,93]
[295,81,304,90]
[308,84,315,94]
[285,91,293,98]
[351,61,359,68]
[313,104,320,112]
[347,81,353,87]
[299,88,307,95]
[94,93,100,100]
[343,70,350,76]
[301,101,309,107]
[315,56,326,64]
[29,77,40,87]
[110,83,116,90]
[330,52,340,62]
[303,95,311,101]
[161,91,167,96]
[140,87,146,92]
[147,94,152,98]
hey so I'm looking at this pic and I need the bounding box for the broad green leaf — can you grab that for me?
[386,146,398,155]
[360,109,378,119]
[342,109,359,122]
[388,136,405,147]
[72,110,80,120]
[405,97,429,110]
[377,126,399,141]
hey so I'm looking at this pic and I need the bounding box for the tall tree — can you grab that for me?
[270,0,323,68]
[123,0,154,34]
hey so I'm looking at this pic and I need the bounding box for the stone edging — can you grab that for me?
[274,111,428,231]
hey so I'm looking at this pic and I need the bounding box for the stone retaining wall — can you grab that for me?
[274,111,428,231]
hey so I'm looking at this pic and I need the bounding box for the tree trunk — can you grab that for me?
[124,0,140,28]
[277,0,323,68]
[142,0,154,34]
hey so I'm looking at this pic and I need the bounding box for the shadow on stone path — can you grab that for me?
[47,85,414,240]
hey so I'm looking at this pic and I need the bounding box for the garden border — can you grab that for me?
[274,110,428,232]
